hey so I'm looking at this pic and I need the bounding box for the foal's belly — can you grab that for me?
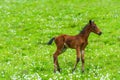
[65,41,79,49]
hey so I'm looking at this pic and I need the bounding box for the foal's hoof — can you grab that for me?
[54,69,61,73]
[72,68,75,73]
[54,71,61,74]
[54,70,56,73]
[81,70,84,73]
[58,68,61,72]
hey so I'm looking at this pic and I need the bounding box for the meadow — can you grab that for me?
[0,0,120,80]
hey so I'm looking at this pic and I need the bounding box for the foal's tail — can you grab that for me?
[47,37,55,45]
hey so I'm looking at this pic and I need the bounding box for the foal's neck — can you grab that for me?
[79,24,91,40]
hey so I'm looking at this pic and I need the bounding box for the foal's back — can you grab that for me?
[55,34,83,49]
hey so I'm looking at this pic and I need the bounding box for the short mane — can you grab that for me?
[80,23,89,34]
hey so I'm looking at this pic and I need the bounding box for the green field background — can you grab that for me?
[0,0,120,80]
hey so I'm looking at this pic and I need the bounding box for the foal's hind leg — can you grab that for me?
[53,49,61,73]
[53,36,65,73]
[53,45,64,73]
[53,45,67,72]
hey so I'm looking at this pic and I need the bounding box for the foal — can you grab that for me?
[47,20,102,73]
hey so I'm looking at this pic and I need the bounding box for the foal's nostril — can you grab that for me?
[98,32,102,35]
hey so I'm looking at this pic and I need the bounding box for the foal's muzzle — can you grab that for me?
[98,32,102,35]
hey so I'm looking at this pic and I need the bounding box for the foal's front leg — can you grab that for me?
[81,50,85,73]
[72,47,81,72]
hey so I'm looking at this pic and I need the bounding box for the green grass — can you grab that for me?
[0,0,120,80]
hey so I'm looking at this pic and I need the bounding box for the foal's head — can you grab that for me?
[89,20,102,35]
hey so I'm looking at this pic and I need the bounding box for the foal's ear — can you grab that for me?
[89,20,92,24]
[89,20,94,24]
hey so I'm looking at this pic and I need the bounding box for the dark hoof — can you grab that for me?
[54,69,61,73]
[54,70,56,73]
[81,70,84,73]
[58,68,61,72]
[72,68,75,73]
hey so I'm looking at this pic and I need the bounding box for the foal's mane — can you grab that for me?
[80,23,89,34]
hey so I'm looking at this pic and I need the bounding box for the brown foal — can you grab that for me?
[47,20,102,73]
